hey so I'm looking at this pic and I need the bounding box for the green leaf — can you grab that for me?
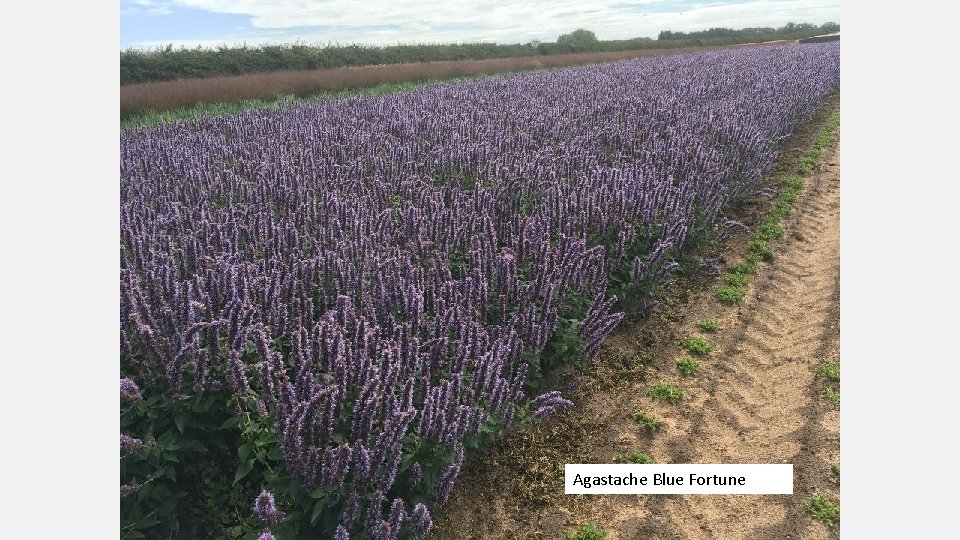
[174,414,187,434]
[135,516,160,529]
[157,465,176,482]
[220,416,241,430]
[234,459,254,484]
[308,486,331,499]
[310,499,325,524]
[238,443,251,462]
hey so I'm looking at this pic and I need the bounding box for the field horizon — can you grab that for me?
[121,41,792,119]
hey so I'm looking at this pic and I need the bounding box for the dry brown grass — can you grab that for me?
[120,43,777,117]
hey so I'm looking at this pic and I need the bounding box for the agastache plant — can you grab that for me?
[119,42,840,538]
[531,390,575,419]
[120,434,143,454]
[120,378,141,403]
[253,490,285,525]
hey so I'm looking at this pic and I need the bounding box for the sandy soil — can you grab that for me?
[432,111,840,539]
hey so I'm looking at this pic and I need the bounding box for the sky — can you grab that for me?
[120,0,840,50]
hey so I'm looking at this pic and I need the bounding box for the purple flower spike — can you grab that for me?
[120,434,143,454]
[409,503,433,538]
[120,378,142,403]
[254,490,284,524]
[531,390,575,419]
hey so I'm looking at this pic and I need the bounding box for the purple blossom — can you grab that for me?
[409,503,433,538]
[409,462,423,490]
[120,434,142,454]
[531,391,575,419]
[119,483,139,498]
[258,530,276,540]
[253,490,284,524]
[722,219,751,233]
[120,378,141,403]
[387,498,407,533]
[437,445,465,502]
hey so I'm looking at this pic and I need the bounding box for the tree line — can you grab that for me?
[121,22,838,85]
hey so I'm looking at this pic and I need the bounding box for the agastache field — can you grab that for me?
[120,42,840,539]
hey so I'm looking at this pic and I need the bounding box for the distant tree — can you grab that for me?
[557,29,599,48]
[820,22,840,34]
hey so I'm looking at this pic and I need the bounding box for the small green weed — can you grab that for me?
[680,337,713,355]
[831,463,840,479]
[812,362,840,382]
[777,188,800,205]
[566,522,609,540]
[613,451,653,464]
[649,383,684,402]
[748,239,775,262]
[724,273,749,287]
[823,387,840,406]
[715,284,747,304]
[696,318,720,333]
[755,219,785,240]
[768,201,793,221]
[803,494,839,526]
[632,411,665,431]
[676,357,700,376]
[730,262,755,275]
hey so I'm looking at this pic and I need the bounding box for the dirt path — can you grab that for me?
[433,117,840,539]
[636,136,841,540]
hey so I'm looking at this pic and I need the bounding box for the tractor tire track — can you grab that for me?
[430,107,840,540]
[647,135,841,540]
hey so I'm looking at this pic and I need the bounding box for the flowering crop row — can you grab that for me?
[120,42,839,538]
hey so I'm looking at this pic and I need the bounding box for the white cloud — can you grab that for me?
[128,0,840,48]
[122,0,174,16]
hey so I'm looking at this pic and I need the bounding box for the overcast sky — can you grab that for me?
[120,0,840,50]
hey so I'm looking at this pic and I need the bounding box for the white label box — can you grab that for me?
[565,464,793,494]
